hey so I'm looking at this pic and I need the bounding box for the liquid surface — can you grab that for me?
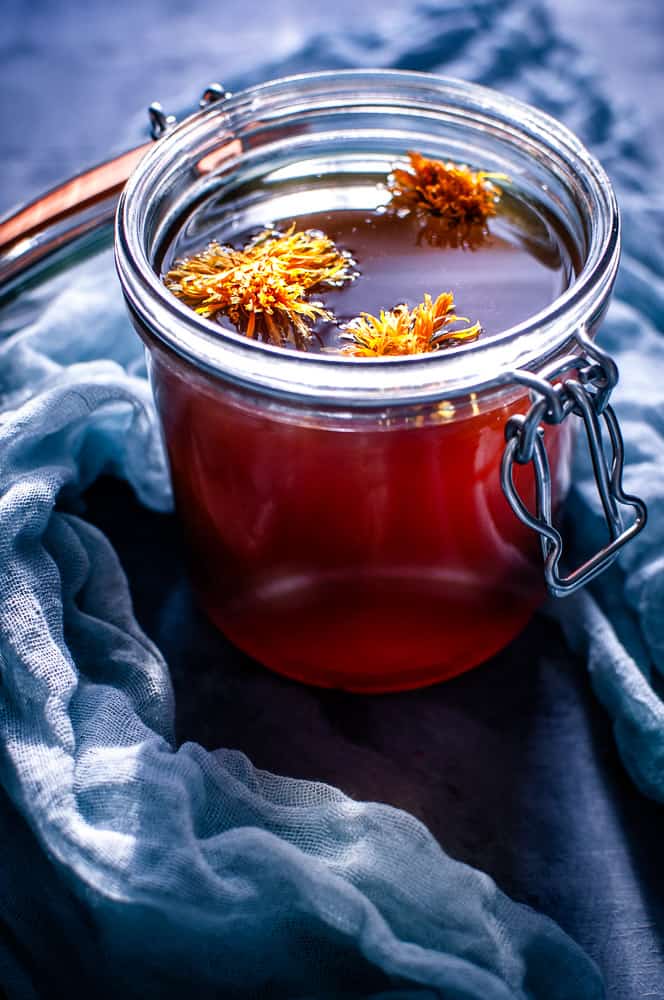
[163,178,577,353]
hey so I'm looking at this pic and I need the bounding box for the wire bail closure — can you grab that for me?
[501,331,647,597]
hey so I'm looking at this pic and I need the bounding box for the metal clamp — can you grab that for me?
[148,82,230,140]
[147,102,177,140]
[500,331,647,597]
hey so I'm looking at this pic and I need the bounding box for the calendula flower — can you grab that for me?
[164,225,355,349]
[388,152,507,226]
[341,292,481,358]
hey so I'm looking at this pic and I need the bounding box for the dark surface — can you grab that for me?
[2,0,664,997]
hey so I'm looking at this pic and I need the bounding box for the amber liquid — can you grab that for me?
[155,172,577,690]
[163,180,576,350]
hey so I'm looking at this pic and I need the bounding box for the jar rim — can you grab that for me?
[115,69,620,407]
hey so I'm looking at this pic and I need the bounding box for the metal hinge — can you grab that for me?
[148,82,231,140]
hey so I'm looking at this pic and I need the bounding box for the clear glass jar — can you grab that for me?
[115,71,644,691]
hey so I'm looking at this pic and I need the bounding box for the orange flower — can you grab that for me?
[388,152,506,226]
[164,225,355,349]
[341,292,481,358]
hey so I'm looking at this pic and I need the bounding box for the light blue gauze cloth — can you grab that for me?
[1,4,663,999]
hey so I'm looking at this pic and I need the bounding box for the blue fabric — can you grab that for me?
[1,2,662,997]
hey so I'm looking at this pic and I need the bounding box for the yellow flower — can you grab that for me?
[341,292,481,358]
[164,225,355,349]
[388,151,507,226]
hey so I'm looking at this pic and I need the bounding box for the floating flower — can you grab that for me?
[388,152,507,227]
[341,292,481,358]
[164,225,355,349]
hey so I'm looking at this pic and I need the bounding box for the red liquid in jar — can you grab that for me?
[153,179,577,690]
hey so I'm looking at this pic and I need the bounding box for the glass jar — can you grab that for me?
[115,71,645,692]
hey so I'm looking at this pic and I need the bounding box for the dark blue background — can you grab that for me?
[1,2,663,997]
[3,0,664,214]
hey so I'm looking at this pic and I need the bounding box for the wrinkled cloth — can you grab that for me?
[1,1,662,998]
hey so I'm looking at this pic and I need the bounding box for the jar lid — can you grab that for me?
[115,70,619,407]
